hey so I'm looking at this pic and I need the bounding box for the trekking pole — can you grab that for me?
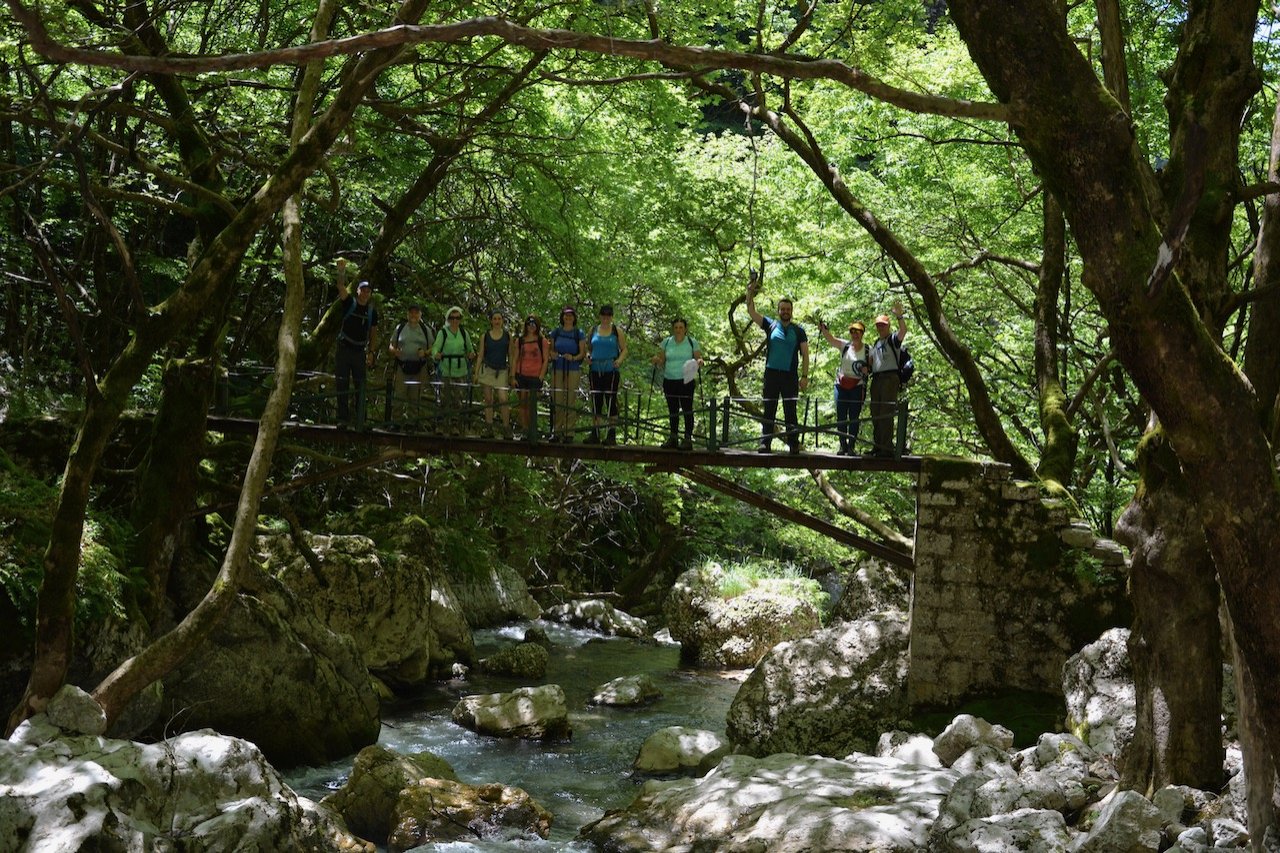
[642,363,657,443]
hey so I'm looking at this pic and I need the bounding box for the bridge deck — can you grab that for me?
[206,417,925,473]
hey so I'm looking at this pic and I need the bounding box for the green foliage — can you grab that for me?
[0,450,137,636]
[701,557,830,616]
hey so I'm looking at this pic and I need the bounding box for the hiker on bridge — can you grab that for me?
[818,319,870,456]
[548,306,587,443]
[745,271,810,454]
[513,315,551,437]
[652,318,703,451]
[584,304,628,446]
[432,306,476,435]
[475,310,513,439]
[867,301,908,458]
[333,260,379,426]
[388,303,431,425]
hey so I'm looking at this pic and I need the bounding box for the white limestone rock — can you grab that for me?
[877,731,944,767]
[581,752,959,853]
[0,728,371,852]
[726,614,908,757]
[589,674,662,707]
[1062,628,1135,757]
[934,808,1075,852]
[543,598,650,639]
[663,564,822,667]
[632,726,730,775]
[1071,789,1163,853]
[44,684,107,736]
[451,684,571,740]
[387,777,552,852]
[933,715,1015,767]
[321,744,459,845]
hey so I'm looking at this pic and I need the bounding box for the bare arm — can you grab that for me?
[615,327,628,367]
[893,299,908,344]
[745,273,764,326]
[799,340,811,390]
[818,322,844,349]
[335,258,349,300]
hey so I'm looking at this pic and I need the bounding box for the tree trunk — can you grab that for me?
[130,359,214,625]
[7,0,432,735]
[949,0,1280,774]
[1034,191,1077,488]
[92,0,340,726]
[1114,428,1222,793]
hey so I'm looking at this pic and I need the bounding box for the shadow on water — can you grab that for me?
[286,621,746,852]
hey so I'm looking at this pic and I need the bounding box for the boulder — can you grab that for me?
[831,560,911,622]
[543,598,650,638]
[429,578,476,672]
[259,532,448,686]
[726,614,908,757]
[933,715,1015,767]
[0,727,371,852]
[44,684,106,736]
[632,727,730,776]
[590,674,663,707]
[664,564,822,667]
[451,684,571,740]
[931,771,1069,841]
[321,744,458,845]
[522,624,553,648]
[445,559,542,627]
[933,808,1074,852]
[1073,789,1163,853]
[387,778,552,852]
[581,752,959,852]
[158,584,379,767]
[877,731,944,767]
[1062,628,1135,757]
[478,642,550,679]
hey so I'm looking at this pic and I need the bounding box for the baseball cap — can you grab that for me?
[849,321,866,332]
[875,314,891,326]
[407,303,422,311]
[599,304,614,315]
[357,280,372,290]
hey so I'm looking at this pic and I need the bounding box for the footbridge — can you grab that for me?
[207,370,1129,710]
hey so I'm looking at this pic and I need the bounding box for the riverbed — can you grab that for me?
[287,621,746,851]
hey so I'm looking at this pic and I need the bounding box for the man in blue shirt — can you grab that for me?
[745,271,810,453]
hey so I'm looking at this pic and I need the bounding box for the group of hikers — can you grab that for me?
[331,260,909,456]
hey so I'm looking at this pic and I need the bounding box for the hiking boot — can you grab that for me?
[603,431,617,446]
[661,436,679,449]
[756,441,772,454]
[680,438,694,451]
[583,431,601,445]
[788,442,801,455]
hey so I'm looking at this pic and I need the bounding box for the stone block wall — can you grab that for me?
[907,458,1129,709]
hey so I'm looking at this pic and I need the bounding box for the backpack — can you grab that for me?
[890,337,915,385]
[338,297,376,346]
[393,320,430,375]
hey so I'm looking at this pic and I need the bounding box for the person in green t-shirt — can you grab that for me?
[431,305,476,433]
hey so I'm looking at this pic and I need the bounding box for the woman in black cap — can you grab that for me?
[584,304,628,445]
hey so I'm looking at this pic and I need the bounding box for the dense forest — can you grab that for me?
[2,0,1280,847]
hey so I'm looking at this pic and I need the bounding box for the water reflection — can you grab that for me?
[287,620,745,851]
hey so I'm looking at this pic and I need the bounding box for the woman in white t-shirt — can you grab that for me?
[818,320,870,455]
[651,318,703,450]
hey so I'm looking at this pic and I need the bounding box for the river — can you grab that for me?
[286,621,746,851]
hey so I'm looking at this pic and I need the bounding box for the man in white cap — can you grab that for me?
[333,259,379,425]
[867,300,908,457]
[388,303,431,425]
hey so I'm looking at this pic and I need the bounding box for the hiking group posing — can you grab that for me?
[333,265,910,455]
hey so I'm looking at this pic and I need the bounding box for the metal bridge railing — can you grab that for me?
[212,368,911,458]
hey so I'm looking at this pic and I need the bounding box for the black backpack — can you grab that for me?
[891,337,915,385]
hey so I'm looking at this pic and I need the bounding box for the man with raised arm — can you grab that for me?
[333,259,379,426]
[867,300,908,457]
[745,270,810,454]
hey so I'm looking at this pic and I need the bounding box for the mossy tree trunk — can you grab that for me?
[6,0,431,735]
[1033,192,1077,489]
[1114,430,1222,792]
[949,0,1280,777]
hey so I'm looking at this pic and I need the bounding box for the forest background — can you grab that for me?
[2,0,1280,839]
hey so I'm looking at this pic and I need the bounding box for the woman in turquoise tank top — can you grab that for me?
[584,304,628,445]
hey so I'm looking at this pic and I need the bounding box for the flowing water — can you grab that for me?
[287,621,746,852]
